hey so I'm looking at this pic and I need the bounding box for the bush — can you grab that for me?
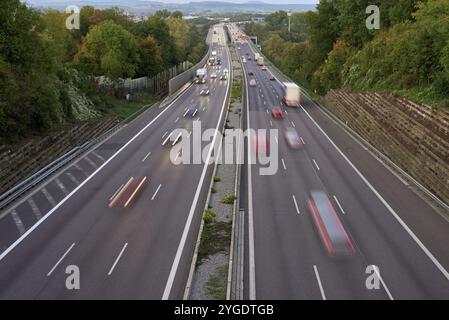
[203,209,216,224]
[220,194,237,204]
[213,176,221,182]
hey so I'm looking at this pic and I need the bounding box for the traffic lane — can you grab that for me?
[289,96,449,298]
[37,47,233,299]
[246,100,322,299]
[247,80,388,299]
[0,59,231,298]
[0,83,189,253]
[261,70,449,297]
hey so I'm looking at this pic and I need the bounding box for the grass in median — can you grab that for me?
[206,264,228,300]
[230,76,242,104]
[197,220,232,264]
[220,194,237,204]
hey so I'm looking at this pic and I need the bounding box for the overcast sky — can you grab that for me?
[27,0,320,3]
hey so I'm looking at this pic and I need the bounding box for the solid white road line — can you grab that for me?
[242,48,257,300]
[42,187,57,207]
[142,151,152,162]
[28,198,42,220]
[312,159,320,171]
[55,178,68,196]
[291,121,296,128]
[162,43,232,300]
[313,265,326,300]
[281,158,287,171]
[300,137,306,145]
[0,78,195,262]
[11,210,25,235]
[47,243,75,276]
[110,184,125,201]
[333,195,345,214]
[162,131,168,140]
[175,117,179,123]
[301,106,449,282]
[292,195,300,215]
[151,184,162,201]
[108,243,128,276]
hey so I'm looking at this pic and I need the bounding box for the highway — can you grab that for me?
[230,24,449,299]
[0,25,231,299]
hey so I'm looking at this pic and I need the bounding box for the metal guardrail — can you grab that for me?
[0,30,214,213]
[0,122,121,212]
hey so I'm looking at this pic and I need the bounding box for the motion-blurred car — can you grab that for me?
[271,107,284,119]
[253,131,268,156]
[220,74,227,81]
[184,105,198,117]
[210,72,217,79]
[200,86,210,96]
[284,127,302,149]
[249,79,257,87]
[308,191,355,257]
[162,129,183,146]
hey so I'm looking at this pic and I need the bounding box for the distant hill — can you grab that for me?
[24,0,316,14]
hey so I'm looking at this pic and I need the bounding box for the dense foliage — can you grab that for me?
[0,1,211,144]
[244,0,449,108]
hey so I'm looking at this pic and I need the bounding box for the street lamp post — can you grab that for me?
[288,9,292,33]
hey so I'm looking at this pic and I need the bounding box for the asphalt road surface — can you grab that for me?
[0,25,231,300]
[231,23,449,300]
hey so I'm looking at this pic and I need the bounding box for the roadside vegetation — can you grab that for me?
[244,0,449,108]
[0,0,213,144]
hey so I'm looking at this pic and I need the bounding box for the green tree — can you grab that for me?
[76,20,140,79]
[137,36,163,77]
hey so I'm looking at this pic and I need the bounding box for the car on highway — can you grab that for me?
[308,190,355,257]
[284,128,302,149]
[220,74,227,81]
[269,75,276,81]
[248,71,254,76]
[248,57,252,61]
[261,65,267,71]
[249,79,257,87]
[210,72,217,79]
[162,129,183,147]
[271,107,284,119]
[200,86,210,95]
[184,105,198,117]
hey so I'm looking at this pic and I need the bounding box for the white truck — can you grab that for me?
[211,50,217,57]
[254,52,260,62]
[282,82,301,107]
[257,56,264,66]
[196,68,207,84]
